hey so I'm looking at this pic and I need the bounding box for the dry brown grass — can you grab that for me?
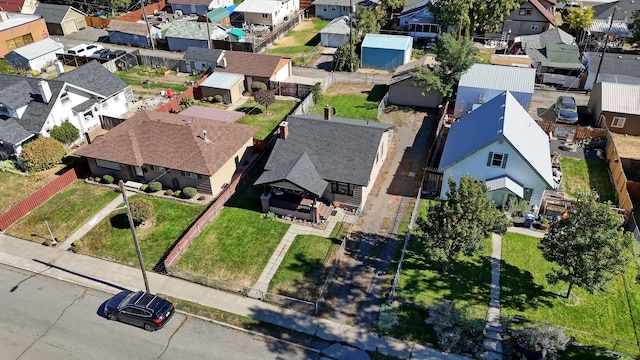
[611,133,640,160]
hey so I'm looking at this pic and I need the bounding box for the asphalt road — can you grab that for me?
[0,263,316,360]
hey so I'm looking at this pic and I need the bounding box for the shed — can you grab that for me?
[4,38,63,71]
[319,16,350,48]
[183,46,225,73]
[360,34,412,71]
[588,82,640,136]
[165,20,214,51]
[454,64,536,118]
[199,71,245,104]
[387,55,442,108]
[34,3,86,36]
[107,20,155,48]
[205,7,231,26]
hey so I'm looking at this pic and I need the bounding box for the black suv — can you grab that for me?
[104,290,174,331]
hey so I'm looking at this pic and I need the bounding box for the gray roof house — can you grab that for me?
[313,0,380,20]
[255,114,393,222]
[34,3,87,36]
[4,38,63,71]
[387,55,442,108]
[0,61,131,166]
[183,46,225,73]
[165,20,218,51]
[439,91,555,214]
[319,16,350,48]
[584,51,640,90]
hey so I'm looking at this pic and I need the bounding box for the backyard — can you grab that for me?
[234,99,298,140]
[5,181,120,242]
[80,196,205,271]
[265,18,329,64]
[114,65,197,101]
[560,157,616,203]
[311,83,388,121]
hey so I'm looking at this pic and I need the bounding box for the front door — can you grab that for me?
[134,166,143,177]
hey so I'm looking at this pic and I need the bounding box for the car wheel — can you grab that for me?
[144,323,155,332]
[107,313,117,321]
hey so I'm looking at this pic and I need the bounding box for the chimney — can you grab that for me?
[202,129,208,142]
[38,80,52,103]
[324,104,331,120]
[278,121,288,139]
[54,60,65,75]
[221,57,227,68]
[0,12,9,22]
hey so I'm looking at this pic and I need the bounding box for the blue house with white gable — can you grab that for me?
[361,34,412,71]
[439,91,557,215]
[398,0,440,40]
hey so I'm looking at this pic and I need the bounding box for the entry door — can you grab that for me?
[134,166,143,177]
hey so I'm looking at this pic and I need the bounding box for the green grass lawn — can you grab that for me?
[0,171,56,213]
[114,65,189,93]
[560,157,616,203]
[265,18,330,57]
[81,196,205,270]
[268,222,346,300]
[234,99,297,140]
[5,181,120,242]
[310,85,388,121]
[501,232,640,357]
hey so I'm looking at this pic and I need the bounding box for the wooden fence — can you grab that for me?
[0,161,89,231]
[606,131,634,221]
[535,121,607,141]
[153,74,208,113]
[113,0,166,22]
[85,16,111,28]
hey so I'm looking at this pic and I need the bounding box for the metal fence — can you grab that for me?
[377,91,390,122]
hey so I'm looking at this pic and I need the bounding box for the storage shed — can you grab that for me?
[4,38,63,71]
[360,34,412,71]
[453,64,536,118]
[199,72,245,104]
[34,3,86,36]
[319,16,350,48]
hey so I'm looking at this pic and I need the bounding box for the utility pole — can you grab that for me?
[204,9,212,49]
[594,6,616,85]
[141,0,156,51]
[349,0,354,72]
[118,180,151,293]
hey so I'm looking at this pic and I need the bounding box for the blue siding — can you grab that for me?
[171,3,209,15]
[108,32,150,48]
[361,48,404,70]
[167,37,208,52]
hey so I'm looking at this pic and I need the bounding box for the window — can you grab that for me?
[531,25,540,31]
[96,159,121,170]
[153,165,166,173]
[331,181,354,196]
[60,90,70,104]
[523,188,533,201]
[184,171,198,179]
[519,8,532,15]
[611,117,626,128]
[487,152,508,168]
[262,13,268,18]
[5,34,34,50]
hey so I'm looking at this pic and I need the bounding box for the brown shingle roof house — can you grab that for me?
[76,110,259,196]
[216,51,292,89]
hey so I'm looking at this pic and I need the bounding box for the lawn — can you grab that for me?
[268,222,346,300]
[310,85,388,121]
[560,157,616,203]
[114,65,195,100]
[5,181,120,242]
[234,99,298,140]
[501,232,640,357]
[265,18,329,62]
[81,196,205,271]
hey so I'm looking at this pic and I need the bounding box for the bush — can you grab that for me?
[102,174,114,184]
[425,301,484,354]
[49,122,80,144]
[21,137,67,172]
[183,187,197,199]
[0,160,16,172]
[173,190,182,198]
[164,189,174,196]
[311,83,322,103]
[71,240,82,253]
[148,181,162,192]
[251,81,267,92]
[179,97,195,111]
[254,90,275,114]
[140,184,148,191]
[207,96,214,103]
[128,197,154,224]
[214,95,223,103]
[517,324,570,360]
[94,177,102,183]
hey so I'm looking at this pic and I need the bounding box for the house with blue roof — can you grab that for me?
[439,91,556,214]
[360,34,413,71]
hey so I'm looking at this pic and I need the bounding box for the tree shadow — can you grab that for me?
[235,105,263,115]
[109,213,131,230]
[500,260,555,311]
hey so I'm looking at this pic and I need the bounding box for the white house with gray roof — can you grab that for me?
[0,61,131,165]
[233,0,299,27]
[319,16,350,47]
[255,113,393,222]
[4,38,63,71]
[439,91,556,214]
[312,0,380,20]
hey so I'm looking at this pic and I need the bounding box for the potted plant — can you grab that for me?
[539,218,550,230]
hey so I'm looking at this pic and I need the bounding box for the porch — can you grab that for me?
[263,192,333,224]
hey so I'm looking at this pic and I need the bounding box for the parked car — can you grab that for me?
[67,43,104,57]
[104,290,174,331]
[554,96,579,124]
[106,50,126,59]
[90,48,111,59]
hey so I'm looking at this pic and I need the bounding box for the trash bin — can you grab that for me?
[523,213,535,228]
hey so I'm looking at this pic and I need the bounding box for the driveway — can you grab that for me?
[528,86,593,126]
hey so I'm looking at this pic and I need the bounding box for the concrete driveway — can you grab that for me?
[528,86,593,126]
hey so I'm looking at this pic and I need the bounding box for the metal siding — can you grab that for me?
[362,34,412,51]
[600,82,640,116]
[362,48,403,70]
[109,32,149,47]
[459,64,535,94]
[388,82,442,108]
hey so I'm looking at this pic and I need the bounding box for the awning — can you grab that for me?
[485,176,524,198]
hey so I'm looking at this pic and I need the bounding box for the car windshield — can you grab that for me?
[559,99,576,111]
[118,292,137,308]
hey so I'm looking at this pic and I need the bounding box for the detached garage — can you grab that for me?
[34,3,87,36]
[319,16,350,48]
[361,34,412,71]
[388,56,443,108]
[199,72,245,104]
[5,38,64,72]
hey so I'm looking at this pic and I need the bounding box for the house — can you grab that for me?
[515,27,575,54]
[233,0,300,28]
[583,52,640,90]
[489,54,533,68]
[454,64,535,118]
[203,7,230,26]
[182,46,225,73]
[495,0,556,37]
[319,15,350,48]
[4,38,62,71]
[0,0,35,13]
[33,3,86,36]
[107,19,161,48]
[387,56,442,108]
[199,71,245,104]
[360,34,412,71]
[0,11,48,57]
[76,110,259,196]
[170,0,232,15]
[216,51,292,90]
[397,0,440,40]
[164,19,215,51]
[255,113,394,222]
[0,61,131,165]
[439,91,556,213]
[526,43,585,89]
[312,0,379,20]
[179,105,245,123]
[588,82,640,136]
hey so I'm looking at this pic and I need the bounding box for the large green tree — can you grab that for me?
[0,59,19,75]
[430,0,524,37]
[412,33,477,98]
[631,9,640,44]
[538,192,633,298]
[355,5,386,35]
[564,5,594,33]
[416,176,509,272]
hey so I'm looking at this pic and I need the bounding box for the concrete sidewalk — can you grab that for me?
[0,233,467,360]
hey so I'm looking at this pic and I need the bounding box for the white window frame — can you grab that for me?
[488,152,508,168]
[96,159,121,170]
[611,116,626,128]
[184,171,198,179]
[531,24,540,31]
[60,90,70,104]
[154,165,167,173]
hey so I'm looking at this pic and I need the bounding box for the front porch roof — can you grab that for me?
[485,176,524,198]
[254,152,328,197]
[72,98,99,113]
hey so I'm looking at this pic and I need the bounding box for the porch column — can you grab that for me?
[260,192,271,214]
[310,199,320,224]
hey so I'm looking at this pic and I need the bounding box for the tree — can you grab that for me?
[518,324,571,360]
[538,192,633,298]
[470,0,525,33]
[253,90,275,115]
[355,6,385,35]
[412,33,478,98]
[416,176,509,272]
[20,137,67,172]
[49,122,80,145]
[429,0,472,38]
[429,0,523,37]
[0,59,19,75]
[564,5,594,33]
[333,42,360,71]
[630,9,640,44]
[128,197,154,225]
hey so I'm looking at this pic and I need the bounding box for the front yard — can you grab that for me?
[234,99,298,140]
[311,83,388,121]
[560,157,616,203]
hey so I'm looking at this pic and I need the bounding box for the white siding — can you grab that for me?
[360,130,392,209]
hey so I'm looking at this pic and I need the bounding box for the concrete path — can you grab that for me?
[483,234,504,360]
[507,226,546,238]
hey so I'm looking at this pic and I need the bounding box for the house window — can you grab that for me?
[96,159,121,170]
[153,165,166,172]
[611,117,626,128]
[262,13,268,18]
[523,188,533,201]
[331,181,354,196]
[5,33,34,50]
[531,25,540,31]
[487,152,508,168]
[519,8,532,15]
[184,171,199,179]
[60,90,70,104]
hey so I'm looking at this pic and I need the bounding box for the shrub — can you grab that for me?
[128,197,154,224]
[517,324,570,360]
[173,190,182,198]
[164,189,174,196]
[214,95,223,103]
[148,181,162,192]
[179,97,195,111]
[0,160,16,172]
[251,81,267,92]
[49,122,80,144]
[311,83,322,103]
[264,211,276,221]
[425,301,484,354]
[140,184,148,191]
[94,177,102,183]
[207,96,214,103]
[21,137,67,172]
[183,187,197,199]
[71,240,82,253]
[254,90,275,114]
[378,302,399,331]
[102,174,115,184]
